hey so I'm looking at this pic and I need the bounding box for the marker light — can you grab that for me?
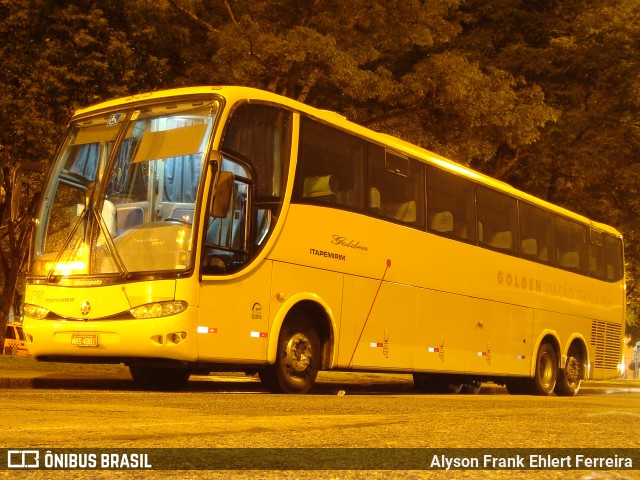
[129,301,188,319]
[23,304,50,320]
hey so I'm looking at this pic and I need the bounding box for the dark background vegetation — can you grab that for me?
[0,0,638,342]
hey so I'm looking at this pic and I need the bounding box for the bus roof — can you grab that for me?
[73,86,622,238]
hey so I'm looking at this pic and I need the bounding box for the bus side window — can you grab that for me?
[604,234,623,281]
[426,166,476,243]
[294,116,364,210]
[477,186,518,254]
[555,216,588,273]
[588,230,605,279]
[519,202,555,264]
[367,146,425,227]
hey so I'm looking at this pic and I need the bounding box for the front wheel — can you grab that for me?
[259,315,321,394]
[555,346,583,396]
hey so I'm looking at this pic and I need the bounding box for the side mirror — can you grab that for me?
[10,162,48,222]
[210,171,234,218]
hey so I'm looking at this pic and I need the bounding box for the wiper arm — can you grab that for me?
[46,208,89,283]
[45,205,131,282]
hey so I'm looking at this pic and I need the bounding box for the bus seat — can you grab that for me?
[560,251,579,269]
[521,238,538,256]
[588,256,598,275]
[206,217,231,245]
[116,206,144,235]
[430,211,453,233]
[369,187,381,211]
[337,190,354,206]
[478,222,484,242]
[539,246,549,262]
[391,201,416,223]
[303,175,337,202]
[489,231,513,250]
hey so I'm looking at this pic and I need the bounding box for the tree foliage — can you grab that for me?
[0,0,638,338]
[454,0,640,336]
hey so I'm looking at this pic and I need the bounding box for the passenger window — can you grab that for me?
[588,230,605,279]
[477,186,518,253]
[426,166,476,243]
[604,234,623,281]
[367,145,425,227]
[519,202,555,264]
[222,104,292,198]
[294,117,364,210]
[555,216,588,273]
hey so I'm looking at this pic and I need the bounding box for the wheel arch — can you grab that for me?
[530,330,561,377]
[267,293,337,369]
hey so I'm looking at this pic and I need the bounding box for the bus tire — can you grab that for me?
[555,346,583,396]
[508,343,557,395]
[413,373,463,394]
[129,366,190,391]
[259,315,320,394]
[531,342,557,395]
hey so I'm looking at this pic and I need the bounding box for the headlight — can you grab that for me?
[130,301,188,319]
[23,304,49,320]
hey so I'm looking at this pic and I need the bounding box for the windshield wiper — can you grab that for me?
[93,206,130,278]
[45,204,131,282]
[46,207,90,283]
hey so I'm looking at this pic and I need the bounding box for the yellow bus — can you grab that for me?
[21,86,625,395]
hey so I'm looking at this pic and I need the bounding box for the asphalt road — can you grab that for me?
[1,380,639,480]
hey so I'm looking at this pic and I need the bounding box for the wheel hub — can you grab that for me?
[539,353,554,388]
[565,356,580,384]
[285,333,312,373]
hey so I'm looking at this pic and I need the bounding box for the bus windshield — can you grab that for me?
[31,99,219,277]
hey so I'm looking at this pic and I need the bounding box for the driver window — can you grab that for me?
[202,103,292,276]
[202,158,251,274]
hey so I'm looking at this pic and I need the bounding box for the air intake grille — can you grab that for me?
[590,321,622,370]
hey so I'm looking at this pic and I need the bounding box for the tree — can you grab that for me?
[0,0,169,332]
[0,163,45,345]
[164,0,558,167]
[455,0,640,336]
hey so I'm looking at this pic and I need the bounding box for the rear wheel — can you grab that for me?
[129,366,191,391]
[555,346,583,396]
[259,314,321,394]
[506,343,557,395]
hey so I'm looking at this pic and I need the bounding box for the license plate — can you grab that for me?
[71,333,98,347]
